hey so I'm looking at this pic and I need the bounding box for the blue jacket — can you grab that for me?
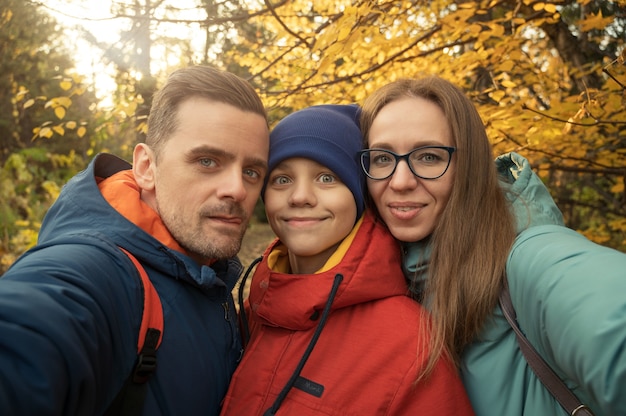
[404,152,626,416]
[0,154,243,415]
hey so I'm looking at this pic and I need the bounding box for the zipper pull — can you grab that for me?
[222,302,230,321]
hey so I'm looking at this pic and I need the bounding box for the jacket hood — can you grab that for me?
[495,152,564,234]
[37,153,240,292]
[249,212,407,331]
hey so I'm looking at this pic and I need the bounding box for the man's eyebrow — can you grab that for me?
[186,145,267,171]
[245,156,268,172]
[186,145,232,160]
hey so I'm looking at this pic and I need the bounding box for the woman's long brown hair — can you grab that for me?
[360,77,517,379]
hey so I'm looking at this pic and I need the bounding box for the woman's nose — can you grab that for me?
[388,160,419,191]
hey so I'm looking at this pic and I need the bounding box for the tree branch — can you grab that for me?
[522,103,626,126]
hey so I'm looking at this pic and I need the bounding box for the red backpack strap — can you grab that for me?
[119,247,163,352]
[104,247,164,416]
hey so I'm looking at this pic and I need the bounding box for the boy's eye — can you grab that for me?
[271,175,291,185]
[319,173,336,183]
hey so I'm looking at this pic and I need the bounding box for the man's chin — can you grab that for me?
[199,237,243,260]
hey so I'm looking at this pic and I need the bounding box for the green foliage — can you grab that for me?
[0,0,92,161]
[0,148,84,272]
[0,0,97,272]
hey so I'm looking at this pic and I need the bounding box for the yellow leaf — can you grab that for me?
[2,9,12,24]
[490,90,506,102]
[60,80,72,91]
[23,99,35,109]
[54,106,66,120]
[533,2,545,11]
[337,25,351,42]
[611,179,624,194]
[65,121,77,129]
[499,61,514,72]
[56,96,72,108]
[39,127,53,139]
[501,80,516,88]
[326,42,344,57]
[544,3,557,13]
[46,96,72,110]
[77,126,87,138]
[52,125,65,136]
[16,88,28,100]
[490,23,504,37]
[578,11,614,32]
[377,51,385,65]
[469,24,482,34]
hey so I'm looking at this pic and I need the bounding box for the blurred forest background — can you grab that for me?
[1,0,625,273]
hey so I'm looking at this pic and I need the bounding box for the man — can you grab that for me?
[0,66,269,415]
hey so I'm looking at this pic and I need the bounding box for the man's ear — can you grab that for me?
[133,143,156,192]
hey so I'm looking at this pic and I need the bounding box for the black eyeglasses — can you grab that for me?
[359,146,456,180]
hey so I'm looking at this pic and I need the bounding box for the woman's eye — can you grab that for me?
[422,153,442,163]
[373,154,392,164]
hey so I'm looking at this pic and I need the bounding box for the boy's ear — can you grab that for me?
[133,143,156,192]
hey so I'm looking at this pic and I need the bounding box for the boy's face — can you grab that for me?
[264,157,357,274]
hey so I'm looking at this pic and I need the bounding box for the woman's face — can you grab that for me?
[366,97,455,242]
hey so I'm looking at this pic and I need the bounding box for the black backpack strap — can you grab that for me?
[499,280,594,416]
[237,256,263,347]
[104,248,164,416]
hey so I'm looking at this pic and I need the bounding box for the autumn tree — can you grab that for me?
[225,0,625,250]
[0,0,96,162]
[0,0,100,270]
[3,0,623,272]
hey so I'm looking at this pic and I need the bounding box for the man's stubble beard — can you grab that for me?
[157,200,249,261]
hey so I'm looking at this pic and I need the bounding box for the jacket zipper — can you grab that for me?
[222,300,243,361]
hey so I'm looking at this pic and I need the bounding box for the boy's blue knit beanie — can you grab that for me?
[267,104,365,219]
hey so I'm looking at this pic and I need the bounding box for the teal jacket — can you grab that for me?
[404,152,626,416]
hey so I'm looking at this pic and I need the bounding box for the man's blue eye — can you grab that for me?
[199,158,216,167]
[244,169,260,179]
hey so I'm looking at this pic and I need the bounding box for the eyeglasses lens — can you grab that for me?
[361,147,452,180]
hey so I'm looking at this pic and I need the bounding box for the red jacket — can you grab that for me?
[221,213,474,415]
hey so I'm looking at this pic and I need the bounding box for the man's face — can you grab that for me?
[140,97,269,263]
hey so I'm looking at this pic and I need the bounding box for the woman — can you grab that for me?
[358,76,626,416]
